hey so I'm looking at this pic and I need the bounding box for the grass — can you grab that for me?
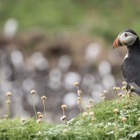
[0,83,140,140]
[0,118,52,140]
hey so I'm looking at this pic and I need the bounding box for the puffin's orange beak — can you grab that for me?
[113,37,119,49]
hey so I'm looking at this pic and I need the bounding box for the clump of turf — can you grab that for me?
[0,83,140,140]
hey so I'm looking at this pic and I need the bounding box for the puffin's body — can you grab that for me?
[113,29,140,95]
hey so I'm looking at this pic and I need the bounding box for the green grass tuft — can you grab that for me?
[0,95,139,140]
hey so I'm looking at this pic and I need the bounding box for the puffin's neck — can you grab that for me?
[127,37,140,53]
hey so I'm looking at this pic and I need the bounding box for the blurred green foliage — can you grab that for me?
[0,0,140,42]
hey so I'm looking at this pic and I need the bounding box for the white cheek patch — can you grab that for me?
[125,36,137,45]
[119,32,137,46]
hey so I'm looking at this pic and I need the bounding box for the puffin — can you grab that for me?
[113,29,140,95]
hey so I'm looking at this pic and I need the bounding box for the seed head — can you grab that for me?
[38,114,43,119]
[91,116,96,121]
[37,118,42,123]
[6,92,12,97]
[102,96,106,100]
[89,99,93,105]
[86,105,90,110]
[89,112,94,117]
[74,82,79,87]
[130,86,134,90]
[76,97,81,105]
[116,87,121,90]
[122,81,127,86]
[30,90,36,95]
[113,87,117,91]
[41,96,47,100]
[103,90,108,94]
[122,117,127,122]
[20,118,26,123]
[113,108,119,113]
[77,90,82,96]
[82,112,88,118]
[63,129,69,133]
[122,86,126,90]
[4,115,8,119]
[37,112,42,116]
[127,90,132,95]
[100,93,104,97]
[61,104,67,110]
[60,115,67,122]
[118,93,123,97]
[6,100,11,104]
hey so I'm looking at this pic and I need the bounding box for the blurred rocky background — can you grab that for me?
[0,0,140,122]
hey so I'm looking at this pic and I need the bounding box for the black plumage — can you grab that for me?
[113,29,140,95]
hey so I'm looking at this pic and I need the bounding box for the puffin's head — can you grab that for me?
[113,29,139,49]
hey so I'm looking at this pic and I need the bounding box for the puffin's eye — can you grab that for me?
[124,33,128,37]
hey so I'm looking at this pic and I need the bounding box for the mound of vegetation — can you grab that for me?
[0,82,140,140]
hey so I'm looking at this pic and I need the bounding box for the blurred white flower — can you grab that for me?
[30,52,49,70]
[11,50,24,69]
[92,91,101,103]
[58,55,72,71]
[0,80,12,93]
[98,60,111,76]
[63,92,77,107]
[49,68,62,81]
[64,72,81,90]
[49,69,62,90]
[22,78,36,92]
[85,43,101,63]
[102,74,115,90]
[1,65,12,79]
[4,18,18,39]
[82,74,95,87]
